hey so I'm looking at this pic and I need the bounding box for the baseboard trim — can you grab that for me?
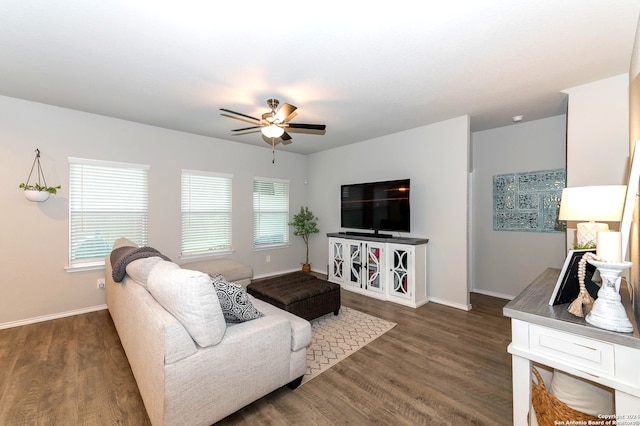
[471,288,514,301]
[428,297,472,311]
[0,304,108,330]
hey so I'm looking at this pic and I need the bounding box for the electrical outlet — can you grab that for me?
[266,255,271,263]
[97,278,105,289]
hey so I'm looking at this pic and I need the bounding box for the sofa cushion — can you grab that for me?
[148,261,226,348]
[210,274,264,323]
[250,296,312,352]
[126,256,164,289]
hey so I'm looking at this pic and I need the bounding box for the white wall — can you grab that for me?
[562,74,630,249]
[471,116,567,299]
[630,16,640,323]
[563,74,629,187]
[470,76,630,300]
[307,116,471,310]
[0,95,309,327]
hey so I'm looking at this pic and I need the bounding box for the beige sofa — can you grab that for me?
[105,243,311,426]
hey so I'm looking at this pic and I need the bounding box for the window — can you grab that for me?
[253,177,290,247]
[181,170,232,256]
[68,158,149,267]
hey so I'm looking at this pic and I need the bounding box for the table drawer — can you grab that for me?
[529,324,614,375]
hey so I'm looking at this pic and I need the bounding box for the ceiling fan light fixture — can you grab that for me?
[261,124,285,138]
[221,99,326,158]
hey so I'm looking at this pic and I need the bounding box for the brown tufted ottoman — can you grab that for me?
[247,272,341,321]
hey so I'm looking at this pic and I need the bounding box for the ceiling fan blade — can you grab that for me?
[281,131,292,141]
[286,123,326,131]
[234,130,262,136]
[275,103,297,123]
[220,108,261,122]
[232,125,262,132]
[281,138,293,145]
[220,113,261,126]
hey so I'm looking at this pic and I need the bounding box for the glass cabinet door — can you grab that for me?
[365,242,384,293]
[329,238,344,282]
[389,245,412,299]
[347,242,362,288]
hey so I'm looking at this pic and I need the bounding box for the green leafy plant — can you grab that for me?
[19,182,61,194]
[573,241,596,250]
[289,206,320,265]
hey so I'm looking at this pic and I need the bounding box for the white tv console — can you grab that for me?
[327,232,429,308]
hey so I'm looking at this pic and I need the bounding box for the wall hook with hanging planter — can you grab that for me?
[19,148,61,202]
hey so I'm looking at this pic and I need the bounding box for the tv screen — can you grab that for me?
[341,179,410,233]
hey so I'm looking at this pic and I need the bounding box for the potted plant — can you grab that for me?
[289,206,319,272]
[19,148,61,202]
[19,182,61,202]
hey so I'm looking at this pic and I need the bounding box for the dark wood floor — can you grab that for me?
[0,290,513,425]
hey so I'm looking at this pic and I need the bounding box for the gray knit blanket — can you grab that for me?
[110,246,171,283]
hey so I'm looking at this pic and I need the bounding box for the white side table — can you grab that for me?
[503,268,640,425]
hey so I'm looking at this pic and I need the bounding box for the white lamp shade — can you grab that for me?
[558,185,626,222]
[261,125,285,138]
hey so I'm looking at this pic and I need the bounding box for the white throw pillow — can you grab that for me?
[148,261,226,348]
[550,370,614,416]
[126,256,164,289]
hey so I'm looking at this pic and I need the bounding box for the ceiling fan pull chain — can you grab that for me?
[272,138,276,164]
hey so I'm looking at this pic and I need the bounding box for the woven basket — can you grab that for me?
[531,367,600,425]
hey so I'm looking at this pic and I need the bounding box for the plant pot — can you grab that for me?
[301,263,311,273]
[24,190,50,202]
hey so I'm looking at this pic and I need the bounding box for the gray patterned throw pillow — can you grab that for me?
[210,274,264,323]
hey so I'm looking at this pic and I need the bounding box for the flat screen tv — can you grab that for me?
[341,179,410,233]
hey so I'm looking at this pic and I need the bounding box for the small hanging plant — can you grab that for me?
[19,148,61,202]
[19,182,61,194]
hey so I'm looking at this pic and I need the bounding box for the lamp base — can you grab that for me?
[585,260,633,333]
[576,222,608,247]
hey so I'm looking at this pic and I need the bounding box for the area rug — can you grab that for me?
[302,306,397,385]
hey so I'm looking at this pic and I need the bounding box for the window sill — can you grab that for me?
[180,250,235,261]
[253,244,291,251]
[65,262,105,273]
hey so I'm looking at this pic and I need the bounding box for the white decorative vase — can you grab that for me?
[24,190,50,202]
[585,259,633,333]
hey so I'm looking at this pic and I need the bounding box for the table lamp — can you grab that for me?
[558,185,626,248]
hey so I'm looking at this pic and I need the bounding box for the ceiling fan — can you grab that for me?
[220,99,326,147]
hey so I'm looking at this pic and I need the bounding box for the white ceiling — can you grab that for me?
[1,1,639,155]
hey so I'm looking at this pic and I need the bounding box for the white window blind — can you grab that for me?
[253,177,289,247]
[69,158,149,266]
[181,170,233,256]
